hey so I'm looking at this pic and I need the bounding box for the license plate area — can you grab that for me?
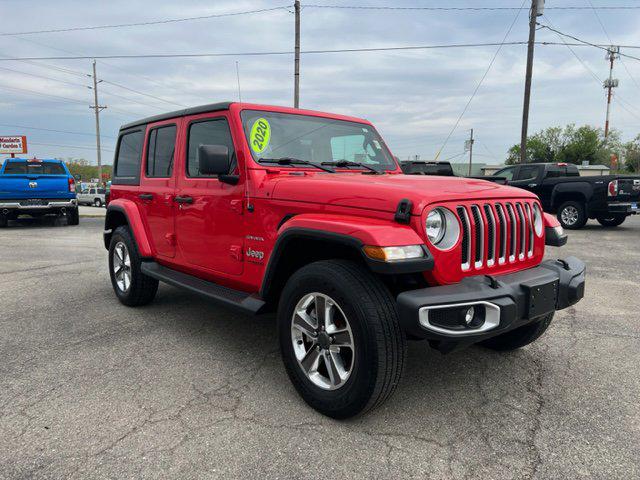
[521,279,559,319]
[20,199,46,206]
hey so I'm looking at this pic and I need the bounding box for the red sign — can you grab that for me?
[0,136,27,154]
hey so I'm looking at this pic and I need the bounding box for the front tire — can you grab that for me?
[481,313,554,351]
[596,214,626,227]
[278,260,406,418]
[108,226,158,306]
[557,201,587,229]
[94,198,103,207]
[0,214,7,228]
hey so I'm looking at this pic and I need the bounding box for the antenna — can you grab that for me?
[235,61,242,103]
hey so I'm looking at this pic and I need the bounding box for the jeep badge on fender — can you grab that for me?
[103,102,586,418]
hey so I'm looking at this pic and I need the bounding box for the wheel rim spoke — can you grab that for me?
[325,351,345,387]
[331,330,352,348]
[300,346,321,374]
[293,312,316,339]
[314,294,327,330]
[113,242,131,292]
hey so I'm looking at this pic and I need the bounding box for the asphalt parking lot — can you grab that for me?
[1,215,638,479]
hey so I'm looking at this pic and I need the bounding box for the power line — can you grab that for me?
[0,123,116,139]
[0,65,90,88]
[28,141,114,152]
[99,79,185,107]
[6,41,639,63]
[435,0,528,159]
[0,6,291,36]
[305,4,640,11]
[584,0,640,92]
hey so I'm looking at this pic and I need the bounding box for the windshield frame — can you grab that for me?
[239,108,400,173]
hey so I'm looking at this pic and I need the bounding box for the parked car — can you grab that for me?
[77,187,106,207]
[104,102,585,418]
[491,163,640,229]
[400,160,508,184]
[0,158,79,227]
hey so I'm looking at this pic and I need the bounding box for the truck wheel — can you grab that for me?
[108,226,158,307]
[481,313,554,351]
[278,260,406,419]
[596,214,626,227]
[557,201,587,229]
[94,198,103,207]
[0,214,7,228]
[66,207,80,226]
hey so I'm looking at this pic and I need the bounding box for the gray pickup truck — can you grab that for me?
[77,187,106,207]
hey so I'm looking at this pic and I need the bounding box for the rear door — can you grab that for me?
[174,112,245,276]
[138,120,180,259]
[0,160,70,200]
[508,164,542,193]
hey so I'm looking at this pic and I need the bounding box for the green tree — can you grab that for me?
[506,124,622,167]
[623,134,640,172]
[60,157,112,182]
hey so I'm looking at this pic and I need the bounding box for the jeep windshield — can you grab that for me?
[240,110,396,172]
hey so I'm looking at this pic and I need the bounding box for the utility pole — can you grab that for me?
[520,0,543,163]
[90,60,106,184]
[235,61,242,103]
[466,129,474,176]
[603,46,620,141]
[294,0,301,108]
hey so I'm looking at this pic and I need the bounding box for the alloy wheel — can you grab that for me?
[112,241,132,292]
[291,292,355,390]
[561,206,579,226]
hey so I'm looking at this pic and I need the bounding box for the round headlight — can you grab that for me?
[425,207,460,250]
[426,209,445,244]
[533,203,543,237]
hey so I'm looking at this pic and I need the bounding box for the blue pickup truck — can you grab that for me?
[0,158,79,227]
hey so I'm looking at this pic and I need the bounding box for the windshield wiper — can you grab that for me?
[321,160,383,175]
[258,157,335,173]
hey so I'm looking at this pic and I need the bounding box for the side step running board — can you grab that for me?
[141,261,266,315]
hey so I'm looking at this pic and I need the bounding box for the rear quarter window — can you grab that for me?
[113,129,144,184]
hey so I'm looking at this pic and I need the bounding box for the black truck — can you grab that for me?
[490,163,640,229]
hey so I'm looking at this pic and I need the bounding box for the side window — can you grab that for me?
[146,125,177,178]
[517,166,539,182]
[113,130,144,183]
[493,166,516,181]
[90,189,96,194]
[545,168,561,179]
[187,119,235,177]
[97,188,106,194]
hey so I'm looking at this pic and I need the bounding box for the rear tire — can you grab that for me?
[557,201,587,229]
[481,313,554,351]
[278,260,406,418]
[108,226,158,307]
[596,214,626,227]
[0,214,7,228]
[94,198,103,207]
[66,207,79,226]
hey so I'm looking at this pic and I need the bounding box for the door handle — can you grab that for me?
[174,196,193,204]
[138,193,153,200]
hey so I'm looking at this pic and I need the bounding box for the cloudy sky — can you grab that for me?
[1,0,640,166]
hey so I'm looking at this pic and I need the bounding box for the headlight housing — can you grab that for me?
[532,203,543,237]
[425,207,460,250]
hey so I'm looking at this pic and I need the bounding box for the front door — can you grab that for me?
[174,113,245,276]
[138,120,180,258]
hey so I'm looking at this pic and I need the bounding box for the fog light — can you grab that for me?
[464,307,475,325]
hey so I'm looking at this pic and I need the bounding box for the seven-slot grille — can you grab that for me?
[457,201,536,270]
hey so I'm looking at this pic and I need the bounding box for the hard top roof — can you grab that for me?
[120,102,232,130]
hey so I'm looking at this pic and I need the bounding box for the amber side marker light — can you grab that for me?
[363,245,424,262]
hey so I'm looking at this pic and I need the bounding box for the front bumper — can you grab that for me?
[607,201,639,215]
[397,256,585,352]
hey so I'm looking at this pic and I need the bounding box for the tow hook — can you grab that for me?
[485,275,500,289]
[556,259,571,271]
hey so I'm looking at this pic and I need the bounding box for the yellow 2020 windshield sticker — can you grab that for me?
[250,118,271,154]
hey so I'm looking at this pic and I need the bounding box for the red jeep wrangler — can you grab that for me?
[104,102,585,418]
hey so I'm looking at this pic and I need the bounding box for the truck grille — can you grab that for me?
[457,201,537,271]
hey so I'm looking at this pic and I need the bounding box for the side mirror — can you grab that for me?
[198,144,230,176]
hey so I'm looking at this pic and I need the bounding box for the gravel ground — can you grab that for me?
[0,215,638,479]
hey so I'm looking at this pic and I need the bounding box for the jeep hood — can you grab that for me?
[268,173,536,214]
